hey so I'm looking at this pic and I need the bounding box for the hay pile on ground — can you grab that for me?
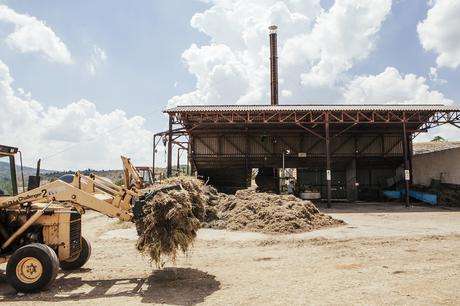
[135,177,206,266]
[135,177,344,265]
[203,188,344,234]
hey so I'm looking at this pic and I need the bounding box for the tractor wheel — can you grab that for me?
[6,243,59,293]
[60,236,92,270]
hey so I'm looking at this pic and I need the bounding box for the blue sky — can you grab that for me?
[0,0,209,128]
[0,0,459,169]
[351,0,458,97]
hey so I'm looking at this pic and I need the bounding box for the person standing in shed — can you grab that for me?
[288,180,295,195]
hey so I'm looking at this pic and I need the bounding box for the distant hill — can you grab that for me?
[0,161,126,189]
[1,160,168,192]
[0,161,53,177]
[40,168,168,186]
[1,161,54,192]
[41,169,125,185]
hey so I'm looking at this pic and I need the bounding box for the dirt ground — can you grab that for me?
[1,202,460,305]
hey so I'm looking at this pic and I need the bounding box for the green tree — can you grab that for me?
[431,136,445,142]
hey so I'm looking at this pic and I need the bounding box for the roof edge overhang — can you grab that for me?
[164,104,460,114]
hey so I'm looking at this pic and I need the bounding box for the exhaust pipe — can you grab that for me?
[269,25,279,106]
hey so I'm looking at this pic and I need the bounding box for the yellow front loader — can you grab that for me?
[121,155,155,189]
[0,144,174,293]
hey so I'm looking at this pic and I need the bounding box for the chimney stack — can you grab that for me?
[269,25,279,106]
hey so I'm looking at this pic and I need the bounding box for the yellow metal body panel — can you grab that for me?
[5,206,81,261]
[0,153,148,266]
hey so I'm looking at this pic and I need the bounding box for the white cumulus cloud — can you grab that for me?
[169,0,392,107]
[0,60,151,170]
[293,0,392,87]
[344,67,453,105]
[418,0,460,69]
[0,4,72,64]
[86,45,107,76]
[343,66,460,147]
[428,67,447,84]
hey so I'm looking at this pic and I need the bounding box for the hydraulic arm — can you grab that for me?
[0,172,136,221]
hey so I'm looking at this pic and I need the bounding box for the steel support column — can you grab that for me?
[402,121,410,207]
[176,148,181,174]
[189,134,196,175]
[186,147,190,175]
[325,113,332,208]
[152,135,156,181]
[167,115,173,177]
[409,136,413,185]
[245,129,250,187]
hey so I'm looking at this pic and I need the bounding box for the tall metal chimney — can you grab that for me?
[269,25,279,106]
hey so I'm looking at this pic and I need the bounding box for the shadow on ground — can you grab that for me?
[0,267,220,305]
[315,201,460,214]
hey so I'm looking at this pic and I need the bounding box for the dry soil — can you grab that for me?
[1,202,460,305]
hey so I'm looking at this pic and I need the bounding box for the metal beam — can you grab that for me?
[176,109,452,126]
[402,121,410,207]
[167,115,173,177]
[176,147,181,172]
[332,135,354,154]
[276,136,297,153]
[152,135,156,180]
[189,135,197,174]
[449,122,460,129]
[173,142,188,150]
[332,123,357,138]
[249,135,273,154]
[357,135,381,154]
[245,129,250,187]
[383,138,402,156]
[296,123,325,140]
[195,136,218,155]
[222,135,245,154]
[305,138,323,153]
[325,113,331,208]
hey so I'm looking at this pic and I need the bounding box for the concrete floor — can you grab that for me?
[100,201,460,242]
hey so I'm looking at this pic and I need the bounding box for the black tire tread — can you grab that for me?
[60,236,91,270]
[41,244,59,288]
[6,243,59,293]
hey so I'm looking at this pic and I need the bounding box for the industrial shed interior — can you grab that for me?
[152,27,460,207]
[156,104,460,206]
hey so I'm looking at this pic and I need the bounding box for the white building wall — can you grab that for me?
[412,148,460,186]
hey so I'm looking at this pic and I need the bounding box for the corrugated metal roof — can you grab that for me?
[413,141,460,155]
[165,104,460,113]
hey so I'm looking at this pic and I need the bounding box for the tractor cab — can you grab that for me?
[0,145,19,196]
[0,144,41,196]
[136,166,154,187]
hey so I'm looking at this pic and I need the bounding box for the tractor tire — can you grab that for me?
[60,236,91,270]
[6,243,59,293]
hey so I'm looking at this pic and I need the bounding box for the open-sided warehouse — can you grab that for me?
[161,104,460,206]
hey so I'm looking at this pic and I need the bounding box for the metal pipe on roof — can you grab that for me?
[269,25,279,106]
